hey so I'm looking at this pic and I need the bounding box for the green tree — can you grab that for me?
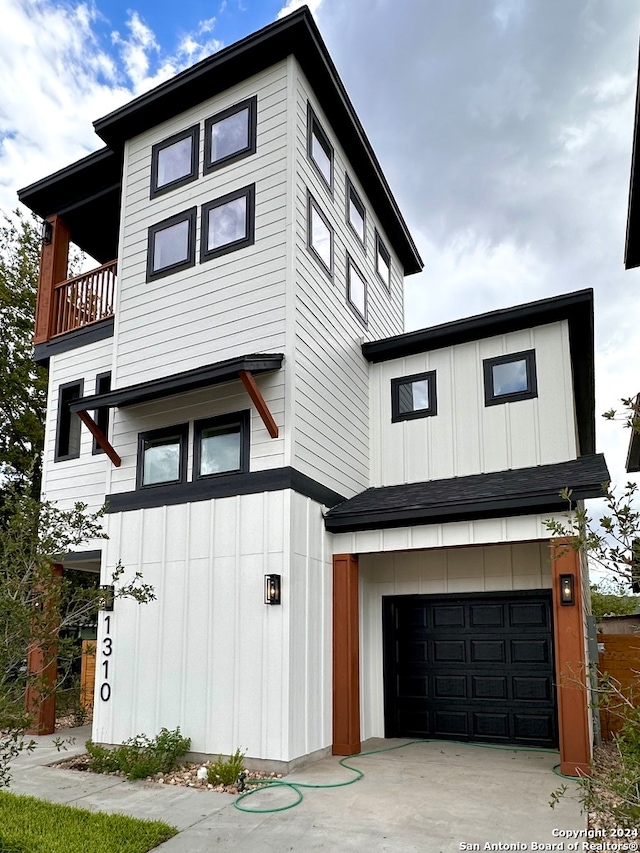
[590,582,640,620]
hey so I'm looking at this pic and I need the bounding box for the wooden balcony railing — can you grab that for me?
[51,260,116,337]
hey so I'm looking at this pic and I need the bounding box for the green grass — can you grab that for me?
[0,791,177,853]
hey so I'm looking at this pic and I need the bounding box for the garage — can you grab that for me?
[382,590,557,748]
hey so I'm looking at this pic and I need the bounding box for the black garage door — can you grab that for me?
[382,591,557,748]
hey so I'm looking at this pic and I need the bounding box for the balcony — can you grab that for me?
[50,260,116,337]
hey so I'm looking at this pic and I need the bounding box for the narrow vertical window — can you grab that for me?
[307,194,333,276]
[55,379,84,461]
[92,372,112,455]
[347,256,367,325]
[346,176,366,245]
[375,230,391,289]
[307,103,333,190]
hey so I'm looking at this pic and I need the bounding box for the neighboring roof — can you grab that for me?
[70,354,283,411]
[362,288,596,457]
[625,36,640,269]
[625,394,640,472]
[18,7,422,275]
[324,454,609,533]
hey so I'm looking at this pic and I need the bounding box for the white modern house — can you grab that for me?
[19,7,607,776]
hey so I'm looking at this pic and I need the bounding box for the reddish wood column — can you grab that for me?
[332,553,361,755]
[24,564,63,735]
[550,539,591,776]
[34,215,70,345]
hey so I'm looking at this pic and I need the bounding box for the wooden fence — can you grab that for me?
[597,632,640,738]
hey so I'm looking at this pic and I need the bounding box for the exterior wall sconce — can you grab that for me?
[100,584,115,611]
[559,573,575,606]
[41,220,53,245]
[264,574,281,605]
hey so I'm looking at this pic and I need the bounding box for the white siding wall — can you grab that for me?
[291,63,405,498]
[370,321,578,487]
[115,61,290,387]
[359,542,553,739]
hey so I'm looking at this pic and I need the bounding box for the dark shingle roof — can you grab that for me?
[324,454,609,533]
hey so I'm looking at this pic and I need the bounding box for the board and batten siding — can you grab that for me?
[93,489,332,762]
[370,320,578,488]
[359,541,553,739]
[291,63,405,498]
[114,61,290,388]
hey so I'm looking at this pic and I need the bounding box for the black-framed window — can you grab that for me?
[375,230,391,289]
[483,350,538,406]
[136,424,189,489]
[307,193,333,277]
[204,96,257,174]
[346,176,365,245]
[200,184,255,262]
[55,379,84,461]
[146,208,197,282]
[347,256,367,325]
[194,411,250,478]
[92,372,112,455]
[150,125,199,198]
[391,371,437,422]
[307,103,333,190]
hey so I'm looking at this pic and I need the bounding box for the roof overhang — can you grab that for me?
[625,35,640,269]
[362,288,596,456]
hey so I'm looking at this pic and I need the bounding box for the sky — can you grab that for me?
[2,0,640,517]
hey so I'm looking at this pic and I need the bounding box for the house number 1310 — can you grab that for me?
[100,614,112,702]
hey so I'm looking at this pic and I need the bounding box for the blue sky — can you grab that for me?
[2,0,640,494]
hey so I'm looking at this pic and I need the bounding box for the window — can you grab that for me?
[375,230,391,289]
[146,208,196,282]
[347,256,367,325]
[200,185,255,262]
[137,424,189,488]
[483,350,538,406]
[194,411,250,478]
[150,125,199,198]
[92,372,111,455]
[346,176,365,245]
[391,372,437,422]
[307,104,333,190]
[307,194,333,277]
[204,96,257,173]
[55,379,84,461]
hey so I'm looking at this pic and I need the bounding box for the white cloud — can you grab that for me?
[277,0,323,20]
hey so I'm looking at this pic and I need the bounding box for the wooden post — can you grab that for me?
[34,216,70,345]
[24,564,63,735]
[333,553,361,755]
[550,539,591,776]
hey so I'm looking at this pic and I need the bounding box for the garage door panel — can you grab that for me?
[401,641,429,663]
[470,639,506,663]
[511,638,551,664]
[472,675,508,700]
[512,676,552,702]
[509,602,549,628]
[514,713,554,741]
[434,710,469,737]
[433,605,465,629]
[470,604,504,628]
[434,675,467,698]
[433,640,466,662]
[472,712,510,739]
[398,675,429,698]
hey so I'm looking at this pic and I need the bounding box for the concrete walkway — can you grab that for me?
[7,728,586,852]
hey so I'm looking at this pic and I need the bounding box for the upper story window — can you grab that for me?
[375,230,391,289]
[194,411,250,478]
[307,193,333,277]
[483,350,538,406]
[391,371,437,422]
[347,256,367,325]
[92,372,112,455]
[55,379,84,461]
[137,424,189,488]
[146,208,197,282]
[150,125,199,198]
[200,185,255,262]
[204,96,257,174]
[346,176,366,245]
[307,103,333,191]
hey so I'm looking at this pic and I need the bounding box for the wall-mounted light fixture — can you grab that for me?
[100,584,115,611]
[559,573,575,606]
[41,220,53,245]
[264,574,281,605]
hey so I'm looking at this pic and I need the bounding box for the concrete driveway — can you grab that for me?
[8,729,585,852]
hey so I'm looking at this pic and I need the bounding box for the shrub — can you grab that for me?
[86,727,191,780]
[207,749,245,786]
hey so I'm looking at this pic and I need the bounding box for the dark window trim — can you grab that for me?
[375,229,391,290]
[55,379,84,462]
[146,207,197,282]
[150,124,199,199]
[391,371,437,422]
[483,349,538,406]
[307,192,333,279]
[346,174,366,247]
[193,410,250,479]
[200,184,256,263]
[346,254,368,327]
[136,423,189,490]
[92,371,112,455]
[204,95,257,174]
[307,102,333,193]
